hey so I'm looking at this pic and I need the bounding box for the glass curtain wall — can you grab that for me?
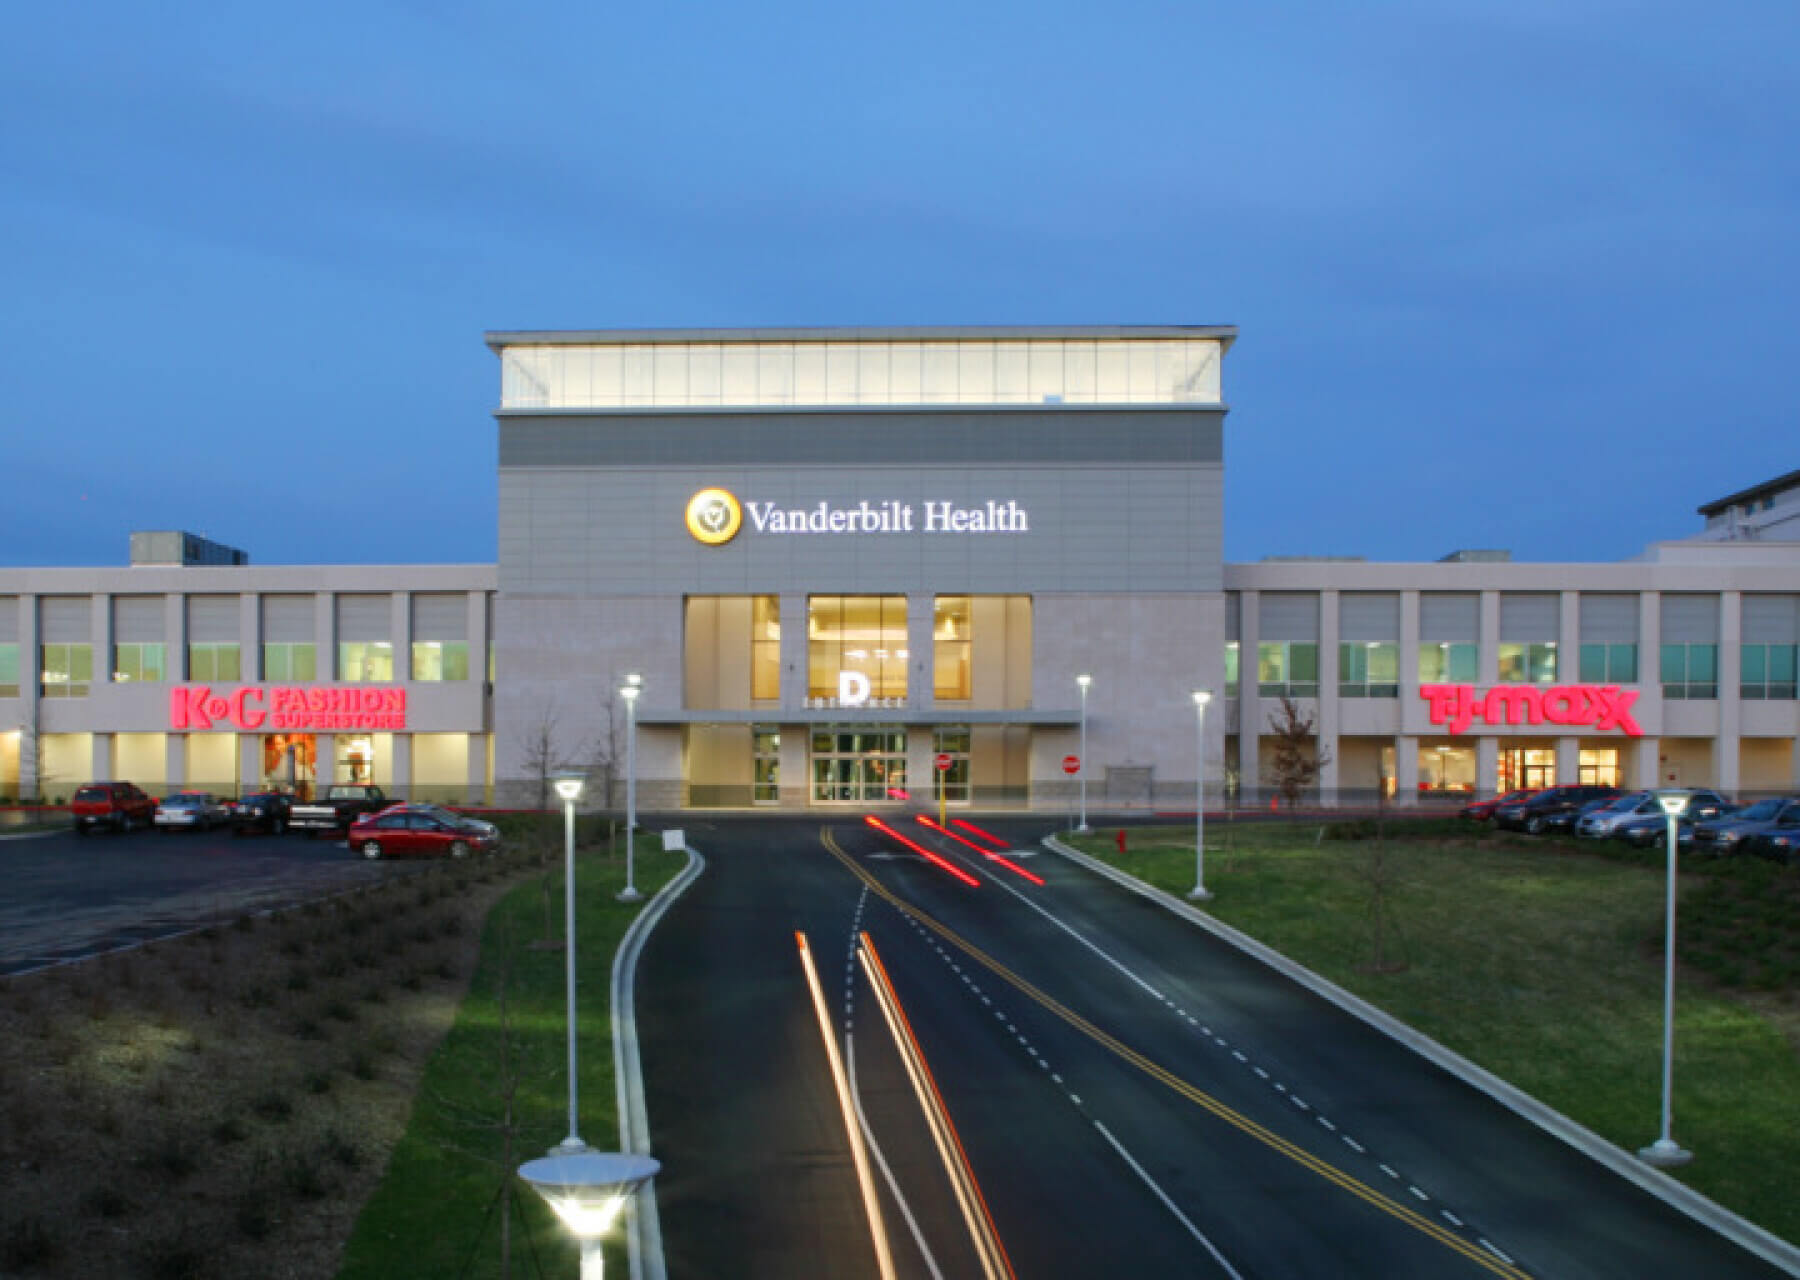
[809,597,907,701]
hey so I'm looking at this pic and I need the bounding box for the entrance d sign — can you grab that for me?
[838,672,872,707]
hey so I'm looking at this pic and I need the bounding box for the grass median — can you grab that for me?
[338,831,681,1280]
[1070,817,1800,1247]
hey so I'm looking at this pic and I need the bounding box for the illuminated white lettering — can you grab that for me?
[838,671,871,706]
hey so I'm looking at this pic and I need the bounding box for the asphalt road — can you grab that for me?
[636,814,1790,1279]
[0,824,424,974]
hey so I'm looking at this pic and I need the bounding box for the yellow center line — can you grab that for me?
[820,826,1531,1280]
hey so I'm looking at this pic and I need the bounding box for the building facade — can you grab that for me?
[4,327,1796,810]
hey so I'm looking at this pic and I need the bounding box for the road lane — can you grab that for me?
[636,815,1792,1278]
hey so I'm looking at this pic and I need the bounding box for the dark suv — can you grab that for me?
[1494,784,1622,834]
[70,781,157,835]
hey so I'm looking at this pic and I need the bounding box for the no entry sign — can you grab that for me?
[1062,754,1081,775]
[935,753,953,772]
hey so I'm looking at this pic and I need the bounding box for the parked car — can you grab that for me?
[1690,796,1800,857]
[1747,809,1800,865]
[1539,793,1624,836]
[1494,784,1622,834]
[1459,789,1537,822]
[229,790,293,835]
[69,781,157,835]
[154,791,233,832]
[348,804,501,861]
[289,784,390,834]
[1579,789,1731,841]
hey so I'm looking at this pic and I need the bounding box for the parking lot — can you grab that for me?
[0,823,426,975]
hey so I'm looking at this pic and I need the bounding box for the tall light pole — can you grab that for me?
[1188,690,1212,902]
[1075,674,1092,833]
[1639,790,1693,1168]
[551,772,587,1153]
[618,678,642,904]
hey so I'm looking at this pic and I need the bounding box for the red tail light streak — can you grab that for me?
[914,816,1044,886]
[950,818,1009,849]
[863,815,981,887]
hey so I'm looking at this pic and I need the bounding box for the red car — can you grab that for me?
[70,781,157,835]
[1459,788,1539,822]
[348,804,500,860]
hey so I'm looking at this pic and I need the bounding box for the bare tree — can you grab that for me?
[513,701,565,813]
[586,684,627,813]
[1263,695,1332,808]
[1349,761,1408,974]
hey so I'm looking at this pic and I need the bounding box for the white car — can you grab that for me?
[154,791,233,831]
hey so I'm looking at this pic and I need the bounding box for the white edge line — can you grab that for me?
[1046,835,1800,1279]
[1092,1120,1245,1279]
[848,1032,948,1280]
[614,844,705,1280]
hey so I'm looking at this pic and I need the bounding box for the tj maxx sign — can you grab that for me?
[1419,684,1642,737]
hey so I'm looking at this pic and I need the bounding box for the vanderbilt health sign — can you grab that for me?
[686,488,1029,547]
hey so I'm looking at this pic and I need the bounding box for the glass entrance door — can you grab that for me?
[811,727,908,803]
[1499,747,1557,791]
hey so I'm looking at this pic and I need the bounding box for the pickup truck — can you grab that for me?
[288,784,390,834]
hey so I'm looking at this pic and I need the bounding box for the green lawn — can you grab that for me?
[338,834,681,1280]
[1076,819,1800,1246]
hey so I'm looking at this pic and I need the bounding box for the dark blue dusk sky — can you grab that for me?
[5,2,1795,568]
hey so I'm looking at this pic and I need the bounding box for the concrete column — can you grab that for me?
[467,733,489,806]
[466,591,490,689]
[779,723,808,807]
[241,593,262,681]
[1634,736,1660,791]
[1559,590,1579,684]
[908,594,935,713]
[166,593,187,681]
[1394,734,1419,802]
[392,592,412,684]
[93,594,114,688]
[779,593,807,714]
[316,592,335,681]
[1479,590,1500,684]
[906,731,937,806]
[1318,589,1340,802]
[239,734,260,793]
[1477,736,1499,796]
[160,734,181,790]
[1399,586,1421,713]
[1717,591,1741,795]
[315,733,336,791]
[1556,736,1580,785]
[390,733,413,801]
[1238,589,1261,800]
[19,594,40,797]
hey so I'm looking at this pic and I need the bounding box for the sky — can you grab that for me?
[4,1,1796,569]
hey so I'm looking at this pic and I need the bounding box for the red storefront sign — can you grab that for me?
[1419,683,1641,737]
[170,685,409,732]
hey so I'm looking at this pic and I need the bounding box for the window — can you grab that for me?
[752,597,780,701]
[338,642,394,683]
[263,642,317,682]
[1418,642,1477,684]
[1497,642,1557,684]
[112,642,165,684]
[1224,642,1239,697]
[1339,642,1398,697]
[810,727,907,802]
[1741,644,1798,700]
[935,596,971,700]
[1578,644,1637,684]
[41,643,92,697]
[411,641,470,682]
[0,644,17,697]
[189,642,241,683]
[1257,641,1318,697]
[753,727,780,804]
[1661,643,1717,699]
[808,596,907,702]
[1579,749,1622,787]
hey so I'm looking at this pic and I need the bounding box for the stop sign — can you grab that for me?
[1062,754,1081,775]
[935,753,953,772]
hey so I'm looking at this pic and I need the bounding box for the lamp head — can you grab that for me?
[1076,673,1092,690]
[552,773,585,803]
[1192,689,1212,708]
[518,1151,660,1240]
[620,684,641,702]
[1657,791,1691,817]
[625,672,643,688]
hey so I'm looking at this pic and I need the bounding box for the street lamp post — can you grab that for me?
[551,773,587,1153]
[1188,690,1212,902]
[1075,674,1092,833]
[1639,790,1693,1168]
[618,679,642,904]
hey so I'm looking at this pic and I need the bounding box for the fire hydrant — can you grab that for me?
[1116,829,1127,854]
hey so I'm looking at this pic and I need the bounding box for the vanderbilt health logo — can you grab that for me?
[685,488,743,545]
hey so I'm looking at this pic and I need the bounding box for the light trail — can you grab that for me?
[950,817,1011,849]
[859,932,1015,1280]
[795,930,897,1280]
[913,815,1045,885]
[864,815,981,886]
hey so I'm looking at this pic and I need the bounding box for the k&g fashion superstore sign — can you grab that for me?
[686,488,1029,546]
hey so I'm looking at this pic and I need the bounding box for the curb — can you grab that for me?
[612,843,705,1280]
[1045,835,1800,1277]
